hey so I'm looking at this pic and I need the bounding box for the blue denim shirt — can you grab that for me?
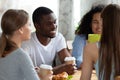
[72,34,86,68]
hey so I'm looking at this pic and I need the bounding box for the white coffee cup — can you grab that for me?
[64,57,76,65]
[39,64,53,80]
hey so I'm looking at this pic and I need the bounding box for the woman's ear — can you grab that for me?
[35,23,40,29]
[18,27,24,34]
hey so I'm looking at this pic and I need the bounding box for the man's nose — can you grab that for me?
[51,23,57,29]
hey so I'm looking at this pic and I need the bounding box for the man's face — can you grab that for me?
[37,13,57,38]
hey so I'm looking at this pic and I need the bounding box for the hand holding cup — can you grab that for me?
[64,57,76,65]
[39,64,53,80]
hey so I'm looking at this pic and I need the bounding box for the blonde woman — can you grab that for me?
[0,9,40,80]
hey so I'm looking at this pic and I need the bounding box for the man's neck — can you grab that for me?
[36,32,51,46]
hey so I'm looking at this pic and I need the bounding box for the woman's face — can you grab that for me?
[22,21,31,41]
[91,12,102,34]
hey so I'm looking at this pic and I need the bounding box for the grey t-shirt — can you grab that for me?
[0,48,40,80]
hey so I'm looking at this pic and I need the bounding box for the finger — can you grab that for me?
[74,66,77,70]
[35,67,39,70]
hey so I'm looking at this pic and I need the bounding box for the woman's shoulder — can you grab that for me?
[84,42,96,50]
[74,34,86,42]
[72,34,86,46]
[85,43,97,48]
[84,43,98,62]
[14,48,28,57]
[75,34,86,38]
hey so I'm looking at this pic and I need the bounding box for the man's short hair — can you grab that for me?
[32,7,53,24]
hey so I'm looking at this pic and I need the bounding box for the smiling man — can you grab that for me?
[22,7,76,76]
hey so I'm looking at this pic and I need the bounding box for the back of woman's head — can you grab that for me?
[76,4,105,39]
[99,4,120,80]
[0,9,28,57]
[1,9,28,35]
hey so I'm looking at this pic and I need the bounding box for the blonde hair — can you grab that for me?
[0,9,28,57]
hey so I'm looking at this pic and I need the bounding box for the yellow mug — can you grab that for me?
[88,34,101,43]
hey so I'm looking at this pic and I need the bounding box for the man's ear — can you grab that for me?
[34,23,38,27]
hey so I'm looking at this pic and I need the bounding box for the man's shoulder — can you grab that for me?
[22,39,33,46]
[56,32,63,36]
[21,32,36,48]
[23,32,36,43]
[55,32,64,39]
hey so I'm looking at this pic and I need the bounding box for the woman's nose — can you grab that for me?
[99,19,103,28]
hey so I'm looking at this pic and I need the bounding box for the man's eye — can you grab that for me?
[54,21,56,24]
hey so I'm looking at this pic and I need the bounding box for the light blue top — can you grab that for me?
[94,60,114,80]
[0,48,39,80]
[94,60,99,78]
[72,34,86,68]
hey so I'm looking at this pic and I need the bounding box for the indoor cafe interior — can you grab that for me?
[0,0,120,80]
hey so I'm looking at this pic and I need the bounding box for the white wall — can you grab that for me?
[0,0,19,33]
[0,0,120,34]
[80,0,111,19]
[80,0,120,19]
[0,0,58,33]
[0,0,80,38]
[18,0,58,32]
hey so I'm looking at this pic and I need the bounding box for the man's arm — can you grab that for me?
[58,48,71,63]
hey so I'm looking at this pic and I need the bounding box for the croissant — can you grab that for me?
[52,72,68,80]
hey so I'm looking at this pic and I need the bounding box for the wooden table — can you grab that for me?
[72,70,98,80]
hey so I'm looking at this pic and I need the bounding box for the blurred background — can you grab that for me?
[0,0,120,40]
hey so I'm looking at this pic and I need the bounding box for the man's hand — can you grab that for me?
[53,63,77,75]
